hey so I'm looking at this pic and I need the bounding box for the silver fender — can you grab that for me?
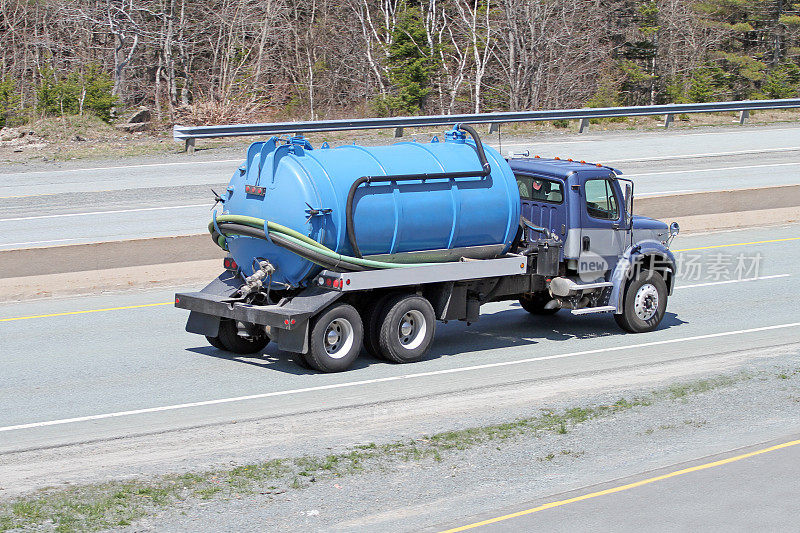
[608,240,676,313]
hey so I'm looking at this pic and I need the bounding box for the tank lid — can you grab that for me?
[445,128,466,144]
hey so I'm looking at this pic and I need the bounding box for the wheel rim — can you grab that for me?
[634,283,659,321]
[324,318,354,359]
[397,310,426,350]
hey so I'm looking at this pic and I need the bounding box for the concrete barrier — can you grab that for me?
[635,184,800,220]
[1,184,798,280]
[0,234,221,278]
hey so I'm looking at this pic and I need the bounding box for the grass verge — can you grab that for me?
[0,369,770,531]
[2,109,798,165]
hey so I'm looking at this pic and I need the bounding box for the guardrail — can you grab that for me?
[173,98,800,152]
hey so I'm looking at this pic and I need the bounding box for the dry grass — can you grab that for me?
[1,109,798,166]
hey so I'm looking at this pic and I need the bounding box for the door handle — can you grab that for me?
[582,236,590,251]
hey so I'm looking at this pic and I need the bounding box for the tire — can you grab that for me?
[205,335,227,350]
[614,270,668,333]
[306,304,363,373]
[519,293,559,315]
[361,293,394,359]
[377,294,436,364]
[207,318,270,354]
[290,351,313,369]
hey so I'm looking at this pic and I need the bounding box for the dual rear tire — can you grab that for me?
[374,294,436,364]
[299,293,436,373]
[205,318,270,354]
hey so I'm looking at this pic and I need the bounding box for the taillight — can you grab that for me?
[223,257,238,270]
[245,185,265,196]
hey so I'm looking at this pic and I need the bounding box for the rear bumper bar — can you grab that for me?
[175,292,300,330]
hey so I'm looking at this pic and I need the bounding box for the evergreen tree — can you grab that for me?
[383,2,439,115]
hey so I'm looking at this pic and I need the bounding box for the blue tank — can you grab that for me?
[221,128,521,287]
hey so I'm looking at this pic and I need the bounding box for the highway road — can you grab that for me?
[1,223,799,453]
[0,123,798,249]
[444,435,800,532]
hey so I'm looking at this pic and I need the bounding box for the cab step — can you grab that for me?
[573,281,613,289]
[571,305,617,315]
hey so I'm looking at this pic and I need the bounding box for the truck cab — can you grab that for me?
[509,157,678,332]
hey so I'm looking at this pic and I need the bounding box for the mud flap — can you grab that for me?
[186,311,221,337]
[183,270,242,337]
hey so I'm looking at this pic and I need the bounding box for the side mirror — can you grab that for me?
[667,221,680,246]
[625,183,633,227]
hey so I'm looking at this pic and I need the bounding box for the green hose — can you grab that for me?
[211,214,436,269]
[210,215,334,253]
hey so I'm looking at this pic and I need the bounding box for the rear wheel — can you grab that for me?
[206,318,269,354]
[290,351,313,370]
[377,294,436,364]
[520,293,559,315]
[306,304,363,372]
[614,270,668,333]
[361,293,394,359]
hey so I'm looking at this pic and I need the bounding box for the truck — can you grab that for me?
[175,124,679,372]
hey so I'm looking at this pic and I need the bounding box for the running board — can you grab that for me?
[570,305,617,315]
[573,281,613,290]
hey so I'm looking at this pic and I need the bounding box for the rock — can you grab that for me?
[0,127,23,142]
[74,135,87,142]
[126,106,151,124]
[115,122,151,133]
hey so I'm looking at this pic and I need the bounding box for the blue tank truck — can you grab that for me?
[175,124,680,372]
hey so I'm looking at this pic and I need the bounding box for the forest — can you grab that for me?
[1,0,799,128]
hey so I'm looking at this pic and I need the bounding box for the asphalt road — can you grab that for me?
[0,123,798,249]
[1,223,798,453]
[449,435,800,533]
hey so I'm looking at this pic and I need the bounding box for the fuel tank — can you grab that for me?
[221,128,520,287]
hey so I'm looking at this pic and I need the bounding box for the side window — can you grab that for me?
[515,174,563,204]
[584,179,619,220]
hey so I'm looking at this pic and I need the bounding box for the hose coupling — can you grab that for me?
[239,260,276,297]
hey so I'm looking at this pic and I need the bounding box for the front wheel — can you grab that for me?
[306,303,363,372]
[206,318,269,354]
[614,271,668,333]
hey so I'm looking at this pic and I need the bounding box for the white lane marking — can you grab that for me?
[603,146,800,163]
[0,238,78,248]
[637,189,694,197]
[674,274,791,290]
[2,321,799,433]
[498,140,594,148]
[631,161,800,177]
[0,204,209,222]
[1,159,242,176]
[499,127,800,148]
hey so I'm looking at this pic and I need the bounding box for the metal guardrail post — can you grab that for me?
[394,127,403,138]
[489,122,501,134]
[579,118,590,133]
[185,138,195,154]
[664,114,674,128]
[740,110,750,125]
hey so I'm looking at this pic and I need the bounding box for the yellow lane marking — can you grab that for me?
[673,236,800,252]
[441,438,800,532]
[0,192,63,199]
[0,238,796,322]
[0,302,173,322]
